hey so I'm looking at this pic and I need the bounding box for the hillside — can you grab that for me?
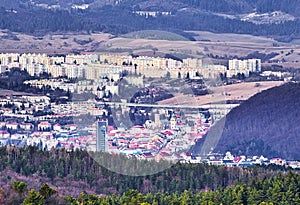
[0,1,299,41]
[6,0,300,17]
[193,82,300,160]
[0,146,295,201]
[3,171,300,204]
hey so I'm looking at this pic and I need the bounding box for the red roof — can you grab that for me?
[7,122,18,125]
[233,157,242,163]
[163,130,173,135]
[159,152,170,157]
[108,126,115,131]
[39,122,50,125]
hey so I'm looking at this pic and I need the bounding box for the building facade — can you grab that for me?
[228,59,261,77]
[96,120,108,152]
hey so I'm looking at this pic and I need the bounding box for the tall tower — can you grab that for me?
[170,114,177,130]
[96,120,108,152]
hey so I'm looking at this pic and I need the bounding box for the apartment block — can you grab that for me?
[228,59,261,77]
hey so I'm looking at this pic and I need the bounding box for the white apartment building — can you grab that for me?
[64,64,85,79]
[25,63,48,76]
[228,59,261,77]
[0,53,20,66]
[84,64,124,80]
[0,52,230,80]
[199,64,227,79]
[48,65,65,77]
[19,53,50,75]
[49,56,65,65]
[99,54,133,65]
[132,56,155,68]
[65,54,98,65]
[23,96,51,105]
[19,53,49,67]
[182,58,202,68]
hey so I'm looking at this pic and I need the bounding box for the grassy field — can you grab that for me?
[0,30,112,54]
[190,31,277,44]
[158,81,284,106]
[122,30,189,41]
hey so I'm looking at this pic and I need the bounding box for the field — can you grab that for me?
[0,30,299,68]
[122,30,189,41]
[158,81,284,106]
[0,30,112,54]
[103,31,300,67]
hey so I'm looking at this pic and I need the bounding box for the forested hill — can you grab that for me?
[119,0,300,16]
[195,82,300,160]
[0,146,297,204]
[4,171,300,204]
[0,0,300,41]
[4,0,300,16]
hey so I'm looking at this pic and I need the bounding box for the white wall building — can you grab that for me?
[183,58,202,68]
[65,54,98,65]
[0,53,20,67]
[228,59,261,77]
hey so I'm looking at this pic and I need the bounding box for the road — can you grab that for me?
[96,101,239,110]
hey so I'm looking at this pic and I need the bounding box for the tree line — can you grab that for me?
[0,146,297,198]
[1,170,300,204]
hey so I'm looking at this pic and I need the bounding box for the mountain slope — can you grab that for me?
[193,82,300,160]
[119,0,300,16]
[3,0,300,16]
[0,0,299,41]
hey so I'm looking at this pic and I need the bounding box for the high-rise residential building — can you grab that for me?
[183,58,202,68]
[96,120,108,152]
[0,53,20,66]
[170,114,177,130]
[229,59,261,72]
[65,54,98,65]
[228,59,261,77]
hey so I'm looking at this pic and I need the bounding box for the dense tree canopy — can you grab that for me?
[2,171,300,204]
[0,1,300,41]
[0,146,296,198]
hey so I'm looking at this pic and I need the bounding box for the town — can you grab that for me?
[0,52,298,169]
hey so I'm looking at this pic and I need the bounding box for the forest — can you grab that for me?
[0,146,297,197]
[0,146,299,204]
[174,0,300,15]
[6,0,300,16]
[0,1,300,41]
[194,82,300,160]
[2,171,300,204]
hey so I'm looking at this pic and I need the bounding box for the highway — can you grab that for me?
[96,101,239,110]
